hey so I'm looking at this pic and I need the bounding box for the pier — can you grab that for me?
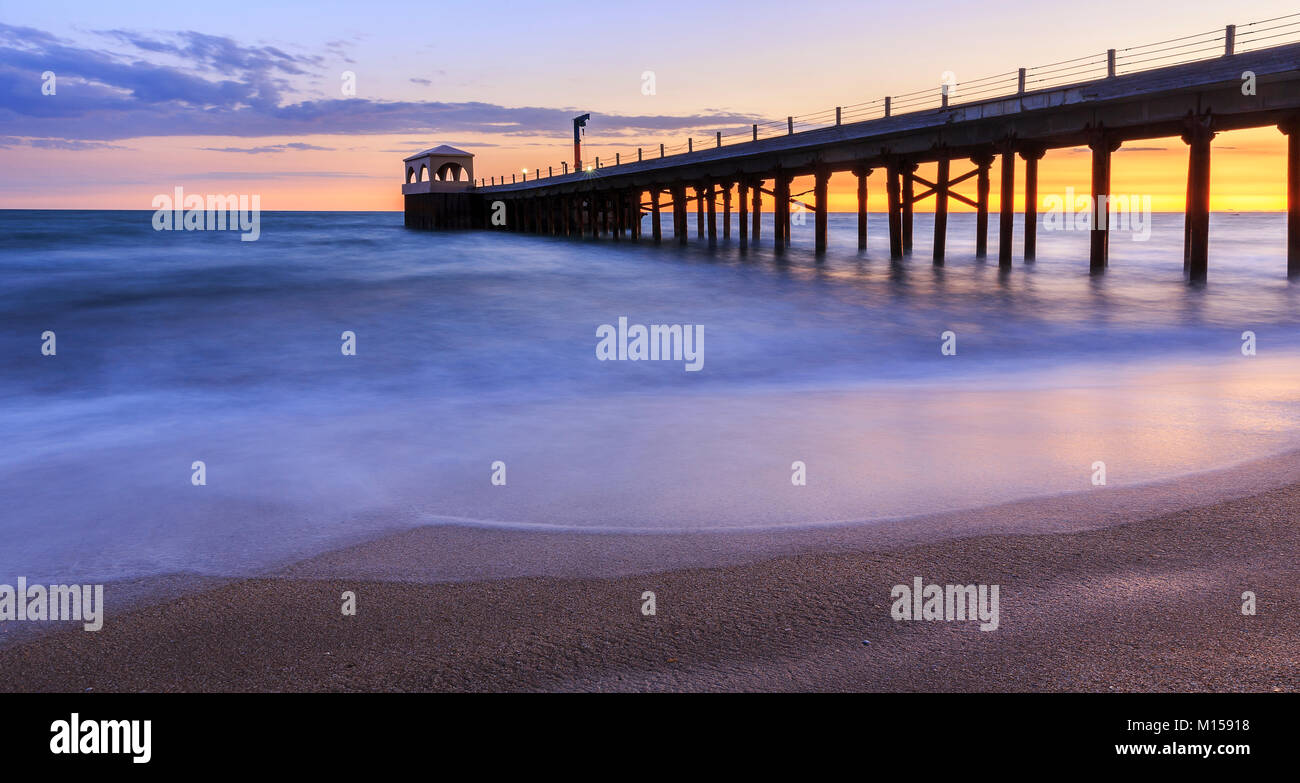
[403,17,1300,281]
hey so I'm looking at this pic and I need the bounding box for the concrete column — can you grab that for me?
[973,152,993,257]
[1020,146,1046,260]
[1282,119,1300,277]
[722,184,732,240]
[774,174,790,250]
[1182,120,1213,281]
[738,181,749,251]
[672,185,688,246]
[855,167,869,251]
[590,192,600,239]
[706,181,718,245]
[814,166,830,255]
[696,187,705,237]
[901,161,917,254]
[651,187,662,243]
[1089,132,1122,272]
[751,181,762,241]
[999,143,1016,266]
[886,162,903,260]
[933,156,950,265]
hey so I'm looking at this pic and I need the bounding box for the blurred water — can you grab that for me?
[2,209,1298,582]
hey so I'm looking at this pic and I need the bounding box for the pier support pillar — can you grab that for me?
[613,191,622,242]
[672,185,688,245]
[854,166,869,251]
[651,187,662,243]
[696,186,705,238]
[999,142,1016,267]
[886,161,903,260]
[814,166,830,255]
[1182,118,1213,282]
[1020,146,1045,261]
[751,182,762,241]
[901,161,917,254]
[1089,132,1121,272]
[933,155,950,265]
[590,192,600,239]
[1282,119,1300,277]
[972,152,994,258]
[722,184,732,240]
[738,181,749,251]
[706,181,718,245]
[774,173,791,250]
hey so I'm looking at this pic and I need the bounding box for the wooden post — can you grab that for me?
[738,181,749,251]
[1182,120,1213,281]
[999,143,1015,266]
[752,181,762,241]
[722,184,732,240]
[696,186,704,237]
[774,173,789,250]
[1090,132,1120,272]
[973,152,993,257]
[706,181,718,245]
[886,161,903,260]
[855,167,869,251]
[901,161,916,254]
[651,187,662,243]
[933,156,950,264]
[1283,120,1300,277]
[673,185,688,246]
[1020,146,1045,260]
[814,166,830,255]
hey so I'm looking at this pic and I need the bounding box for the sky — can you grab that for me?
[0,0,1296,211]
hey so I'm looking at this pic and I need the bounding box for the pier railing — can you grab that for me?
[484,12,1300,187]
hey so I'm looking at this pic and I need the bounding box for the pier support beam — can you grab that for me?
[972,152,994,258]
[1020,146,1045,261]
[886,161,903,260]
[651,187,662,243]
[814,166,830,255]
[933,156,950,265]
[1182,118,1214,281]
[751,182,762,241]
[696,186,705,238]
[738,181,749,250]
[672,185,688,246]
[854,166,869,251]
[998,142,1016,267]
[590,192,600,239]
[1282,119,1300,277]
[774,173,791,250]
[1089,132,1121,272]
[722,184,732,240]
[901,161,917,254]
[706,181,718,245]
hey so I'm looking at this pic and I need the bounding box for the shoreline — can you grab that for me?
[2,449,1299,691]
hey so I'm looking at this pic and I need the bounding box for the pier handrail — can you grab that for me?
[484,12,1300,187]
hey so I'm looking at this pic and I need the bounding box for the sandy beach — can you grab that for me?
[1,451,1298,693]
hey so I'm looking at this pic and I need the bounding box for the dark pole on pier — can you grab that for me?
[673,184,688,245]
[886,161,903,260]
[706,181,718,245]
[696,186,705,237]
[751,181,762,241]
[854,166,869,251]
[722,183,732,240]
[933,155,950,264]
[651,187,662,243]
[973,152,993,258]
[1182,118,1213,281]
[738,181,749,250]
[901,161,916,254]
[1282,119,1300,277]
[774,173,791,250]
[814,166,830,255]
[1020,146,1045,260]
[999,142,1016,266]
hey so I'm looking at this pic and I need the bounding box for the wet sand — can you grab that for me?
[1,462,1298,692]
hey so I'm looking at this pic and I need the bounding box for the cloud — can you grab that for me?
[200,142,334,154]
[409,78,432,86]
[0,24,761,144]
[0,135,126,150]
